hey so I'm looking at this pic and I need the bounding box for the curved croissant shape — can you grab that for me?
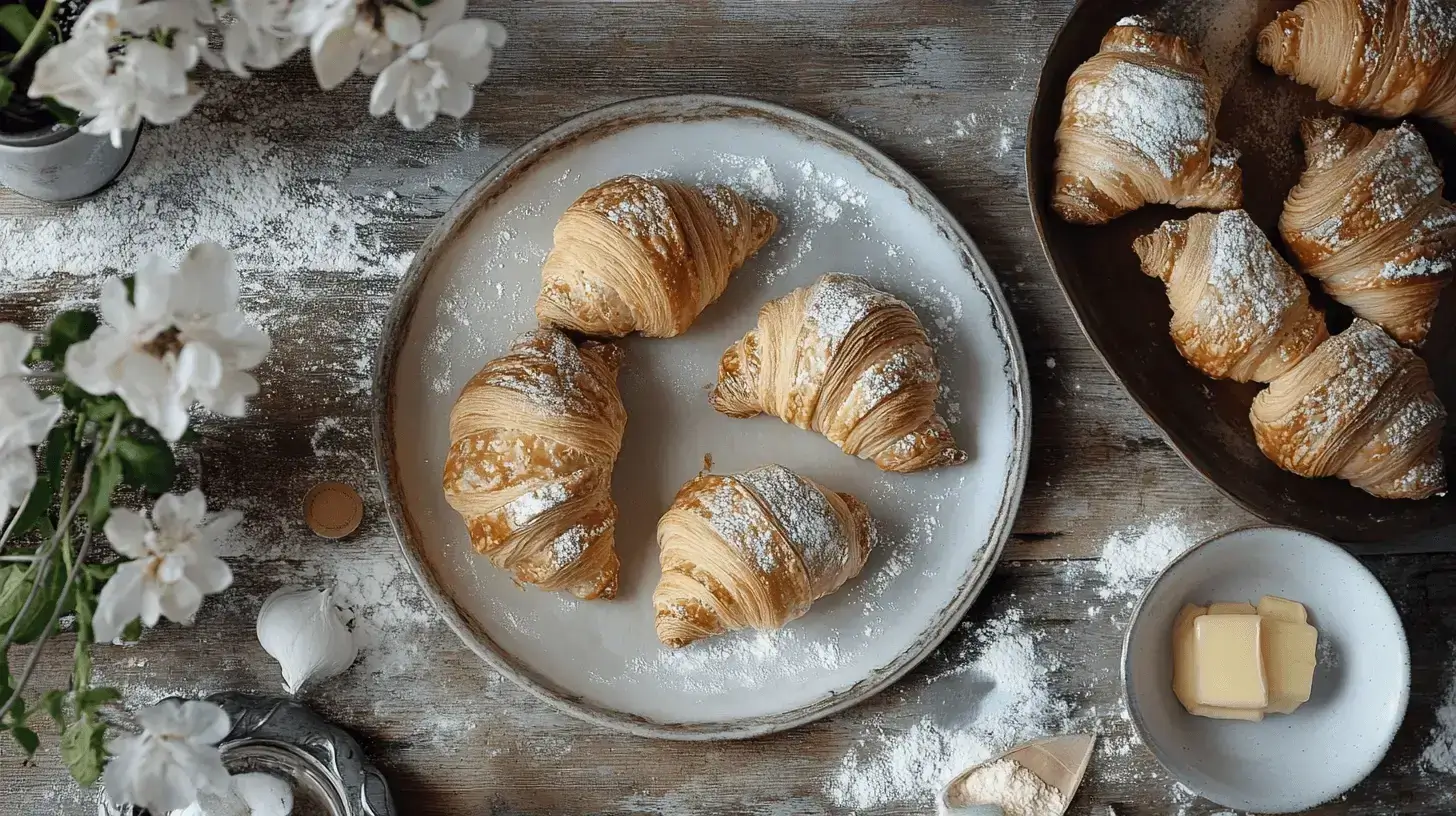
[1258,0,1456,127]
[535,175,778,338]
[1280,117,1456,345]
[1133,210,1329,382]
[1053,16,1243,224]
[1251,319,1447,499]
[442,329,627,599]
[653,465,874,648]
[710,274,966,472]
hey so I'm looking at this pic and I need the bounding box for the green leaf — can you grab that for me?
[10,726,38,756]
[41,311,99,365]
[0,74,13,110]
[0,565,34,632]
[42,99,78,128]
[118,617,141,644]
[82,563,116,583]
[7,472,53,537]
[0,5,38,47]
[61,715,105,785]
[77,687,119,712]
[39,690,65,727]
[116,425,175,494]
[45,423,73,494]
[84,397,126,425]
[11,560,62,644]
[83,454,122,530]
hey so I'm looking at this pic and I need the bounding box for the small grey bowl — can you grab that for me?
[1122,526,1409,813]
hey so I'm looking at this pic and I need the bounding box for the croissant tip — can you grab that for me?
[1255,12,1298,71]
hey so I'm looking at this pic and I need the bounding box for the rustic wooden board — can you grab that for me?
[2,1,1452,813]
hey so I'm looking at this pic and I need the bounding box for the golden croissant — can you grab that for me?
[442,329,627,599]
[1280,117,1456,345]
[710,274,966,472]
[653,465,874,648]
[535,175,778,338]
[1251,319,1447,499]
[1053,17,1243,224]
[1133,210,1329,382]
[1258,0,1456,127]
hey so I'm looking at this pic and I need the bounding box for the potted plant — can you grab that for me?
[0,0,507,202]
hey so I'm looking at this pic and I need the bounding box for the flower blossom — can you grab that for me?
[103,698,232,813]
[0,325,62,519]
[369,0,507,129]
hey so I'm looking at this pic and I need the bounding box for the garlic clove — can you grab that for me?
[256,586,359,695]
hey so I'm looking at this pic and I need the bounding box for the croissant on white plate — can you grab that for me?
[442,329,627,599]
[535,175,778,338]
[653,465,874,648]
[1259,0,1456,128]
[1053,16,1243,224]
[710,274,966,473]
[1251,318,1447,499]
[1280,117,1456,345]
[1133,209,1329,382]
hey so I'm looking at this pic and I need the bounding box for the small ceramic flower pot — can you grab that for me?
[0,122,139,202]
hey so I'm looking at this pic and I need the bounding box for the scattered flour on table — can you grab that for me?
[826,611,1071,809]
[1093,512,1201,604]
[1422,656,1456,774]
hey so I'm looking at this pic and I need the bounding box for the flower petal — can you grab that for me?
[171,242,239,318]
[185,554,233,595]
[159,575,203,624]
[0,324,33,377]
[422,0,466,39]
[311,23,363,90]
[370,57,409,117]
[437,76,474,119]
[93,560,149,643]
[62,330,126,397]
[177,699,233,745]
[104,509,154,558]
[154,489,208,535]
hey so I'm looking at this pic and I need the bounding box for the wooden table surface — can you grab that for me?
[3,2,1454,813]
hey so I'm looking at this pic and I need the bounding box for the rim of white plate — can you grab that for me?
[370,93,1032,740]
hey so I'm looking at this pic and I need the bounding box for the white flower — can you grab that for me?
[103,699,232,814]
[298,0,424,89]
[221,0,304,77]
[92,490,241,643]
[29,0,205,148]
[0,325,62,517]
[64,243,270,441]
[173,771,294,816]
[369,0,506,129]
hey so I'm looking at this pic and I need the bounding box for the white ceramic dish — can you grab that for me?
[1122,526,1410,812]
[372,95,1030,739]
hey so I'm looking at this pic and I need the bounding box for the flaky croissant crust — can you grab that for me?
[653,465,873,648]
[443,329,627,599]
[536,175,777,338]
[710,274,966,473]
[1053,18,1243,224]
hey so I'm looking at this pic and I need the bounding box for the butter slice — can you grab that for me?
[1188,703,1264,722]
[1257,595,1308,623]
[1262,618,1318,714]
[1208,602,1256,615]
[1172,604,1206,712]
[1193,614,1268,709]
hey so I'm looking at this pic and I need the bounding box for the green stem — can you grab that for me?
[2,0,58,78]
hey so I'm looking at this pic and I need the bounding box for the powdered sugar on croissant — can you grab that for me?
[536,175,777,338]
[1053,17,1243,224]
[443,329,627,599]
[711,274,966,473]
[653,465,874,648]
[1134,210,1328,382]
[1280,117,1456,345]
[1250,319,1447,500]
[1259,0,1456,128]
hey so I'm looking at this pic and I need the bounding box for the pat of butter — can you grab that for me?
[1262,617,1318,714]
[1187,703,1264,722]
[1257,595,1308,623]
[1208,601,1255,615]
[1172,604,1205,712]
[1193,614,1268,710]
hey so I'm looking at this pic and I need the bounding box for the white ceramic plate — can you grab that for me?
[1122,526,1410,812]
[373,95,1030,739]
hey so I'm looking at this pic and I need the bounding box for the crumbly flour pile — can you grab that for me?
[1423,661,1456,774]
[1094,512,1201,603]
[951,757,1066,816]
[826,611,1071,809]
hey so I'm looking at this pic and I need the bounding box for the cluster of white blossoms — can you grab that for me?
[28,0,507,144]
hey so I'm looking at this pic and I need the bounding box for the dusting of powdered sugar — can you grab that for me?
[826,611,1072,809]
[1093,513,1202,606]
[1423,657,1456,774]
[1070,59,1209,178]
[1279,322,1400,461]
[503,480,571,527]
[737,465,851,588]
[1407,0,1456,62]
[1201,210,1301,351]
[697,478,779,573]
[805,275,904,350]
[1365,124,1444,224]
[623,628,844,695]
[479,330,594,415]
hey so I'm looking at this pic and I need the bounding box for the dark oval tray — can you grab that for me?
[1027,0,1456,544]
